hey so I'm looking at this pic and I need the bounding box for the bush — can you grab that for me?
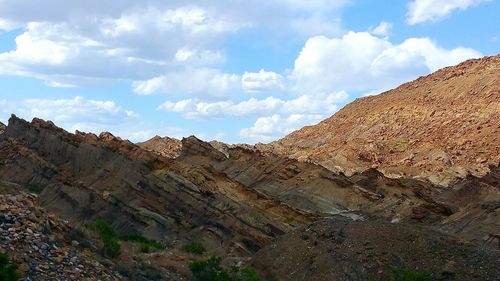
[189,256,261,281]
[120,234,164,250]
[89,220,166,257]
[0,253,19,281]
[183,242,206,255]
[89,220,121,258]
[24,182,45,194]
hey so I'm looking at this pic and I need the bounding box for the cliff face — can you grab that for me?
[274,55,500,186]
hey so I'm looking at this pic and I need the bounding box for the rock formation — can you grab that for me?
[273,55,500,186]
[138,135,182,158]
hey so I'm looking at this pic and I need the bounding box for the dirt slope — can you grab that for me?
[274,55,500,185]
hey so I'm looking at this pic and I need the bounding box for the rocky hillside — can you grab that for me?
[273,55,500,185]
[0,184,122,280]
[0,114,498,280]
[138,135,182,159]
[0,121,5,134]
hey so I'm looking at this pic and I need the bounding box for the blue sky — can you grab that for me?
[0,0,498,143]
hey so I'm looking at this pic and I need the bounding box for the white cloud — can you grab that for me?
[0,96,190,142]
[22,96,137,125]
[0,1,348,87]
[157,91,347,119]
[133,68,241,97]
[370,21,393,37]
[240,114,323,142]
[289,31,481,95]
[241,69,285,92]
[406,0,491,25]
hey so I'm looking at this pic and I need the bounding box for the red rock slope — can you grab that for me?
[274,55,500,185]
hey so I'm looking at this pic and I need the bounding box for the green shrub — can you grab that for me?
[139,263,163,280]
[89,219,121,258]
[183,242,206,255]
[189,256,261,281]
[0,253,19,281]
[101,235,121,258]
[391,268,432,281]
[189,256,230,281]
[24,182,45,194]
[140,244,151,253]
[89,220,166,257]
[120,234,164,250]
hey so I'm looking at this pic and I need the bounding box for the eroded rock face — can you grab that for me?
[0,121,5,134]
[177,137,500,249]
[0,115,312,257]
[0,114,498,280]
[273,55,500,186]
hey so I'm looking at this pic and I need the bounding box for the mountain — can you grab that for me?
[0,55,499,280]
[274,55,500,185]
[1,112,498,280]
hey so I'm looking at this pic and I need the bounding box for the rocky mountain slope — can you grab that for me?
[1,55,499,280]
[0,114,499,280]
[0,183,122,280]
[137,136,182,159]
[273,55,500,186]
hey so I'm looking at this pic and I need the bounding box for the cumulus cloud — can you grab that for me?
[132,68,241,97]
[289,31,481,94]
[0,0,348,87]
[157,91,347,119]
[22,96,138,125]
[240,114,323,142]
[369,21,393,37]
[406,0,491,25]
[241,69,285,92]
[0,96,193,142]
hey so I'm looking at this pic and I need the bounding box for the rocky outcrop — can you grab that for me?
[138,135,182,159]
[273,55,500,186]
[0,190,122,280]
[0,121,5,134]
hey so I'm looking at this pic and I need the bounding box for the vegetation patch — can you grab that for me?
[23,182,45,194]
[89,220,165,258]
[182,242,206,255]
[120,233,165,250]
[0,253,19,281]
[89,219,121,258]
[189,256,261,281]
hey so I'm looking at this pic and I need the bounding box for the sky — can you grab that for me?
[0,0,498,144]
